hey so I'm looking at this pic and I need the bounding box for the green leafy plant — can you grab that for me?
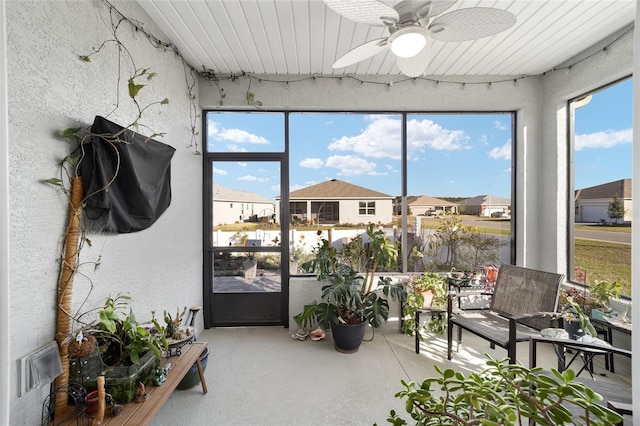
[401,272,448,337]
[86,294,168,365]
[294,224,405,331]
[382,355,623,425]
[588,280,622,312]
[556,296,597,337]
[425,213,479,271]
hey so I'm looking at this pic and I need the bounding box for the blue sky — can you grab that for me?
[208,77,632,201]
[574,78,633,189]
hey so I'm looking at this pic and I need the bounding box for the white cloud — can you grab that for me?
[226,144,248,152]
[487,141,511,160]
[324,116,472,162]
[479,134,488,145]
[575,128,632,151]
[325,155,377,176]
[493,120,508,130]
[238,175,269,183]
[299,158,324,168]
[212,167,227,176]
[328,115,402,159]
[407,118,469,154]
[208,120,269,145]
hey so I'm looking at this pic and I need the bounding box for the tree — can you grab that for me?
[426,213,478,271]
[607,195,625,224]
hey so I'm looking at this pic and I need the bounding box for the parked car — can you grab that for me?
[426,210,442,216]
[491,211,509,218]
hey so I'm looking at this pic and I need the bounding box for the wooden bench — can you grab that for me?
[447,264,564,363]
[57,341,208,426]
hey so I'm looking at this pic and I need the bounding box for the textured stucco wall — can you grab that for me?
[6,1,202,424]
[289,276,406,334]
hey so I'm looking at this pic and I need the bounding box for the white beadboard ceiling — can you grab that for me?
[136,0,635,77]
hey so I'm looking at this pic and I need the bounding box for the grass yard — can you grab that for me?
[575,238,631,296]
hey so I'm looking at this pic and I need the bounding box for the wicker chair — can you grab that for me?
[447,264,564,363]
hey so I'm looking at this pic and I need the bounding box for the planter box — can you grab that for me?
[69,348,161,403]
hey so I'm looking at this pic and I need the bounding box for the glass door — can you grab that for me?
[203,112,288,327]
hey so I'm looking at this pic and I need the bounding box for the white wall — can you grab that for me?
[339,199,393,225]
[0,1,10,423]
[5,1,202,424]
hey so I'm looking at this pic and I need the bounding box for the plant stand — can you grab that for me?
[414,307,446,354]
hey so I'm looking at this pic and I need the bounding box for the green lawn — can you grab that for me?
[575,238,631,295]
[576,224,631,233]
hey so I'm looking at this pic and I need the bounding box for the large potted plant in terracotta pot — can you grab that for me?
[294,224,405,353]
[401,272,448,337]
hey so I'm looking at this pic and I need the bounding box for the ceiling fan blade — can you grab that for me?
[333,37,389,69]
[395,46,430,77]
[417,0,458,19]
[323,0,398,27]
[428,7,516,42]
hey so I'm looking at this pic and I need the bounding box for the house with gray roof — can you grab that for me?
[212,184,275,226]
[281,179,394,225]
[458,194,511,217]
[574,178,631,223]
[409,195,458,216]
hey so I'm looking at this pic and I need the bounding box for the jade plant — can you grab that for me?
[382,355,623,425]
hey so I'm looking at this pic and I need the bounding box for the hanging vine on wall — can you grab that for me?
[45,1,183,416]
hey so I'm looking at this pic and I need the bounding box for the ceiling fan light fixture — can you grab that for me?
[389,26,428,58]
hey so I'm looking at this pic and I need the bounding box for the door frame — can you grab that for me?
[202,118,290,328]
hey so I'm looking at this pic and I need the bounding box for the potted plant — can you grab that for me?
[294,224,405,353]
[401,272,448,337]
[383,355,623,425]
[589,280,622,317]
[67,294,168,403]
[556,296,597,339]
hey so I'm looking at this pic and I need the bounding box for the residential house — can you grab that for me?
[459,195,511,217]
[282,179,394,225]
[212,184,275,226]
[574,178,632,223]
[409,195,458,216]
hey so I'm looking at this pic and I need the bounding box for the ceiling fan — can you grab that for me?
[324,0,516,77]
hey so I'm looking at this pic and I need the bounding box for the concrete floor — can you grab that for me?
[151,327,631,426]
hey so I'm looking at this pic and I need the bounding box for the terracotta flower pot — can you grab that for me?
[85,390,100,415]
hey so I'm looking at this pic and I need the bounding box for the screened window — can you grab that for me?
[569,77,632,297]
[359,201,376,215]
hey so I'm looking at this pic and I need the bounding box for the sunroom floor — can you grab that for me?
[153,327,632,425]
